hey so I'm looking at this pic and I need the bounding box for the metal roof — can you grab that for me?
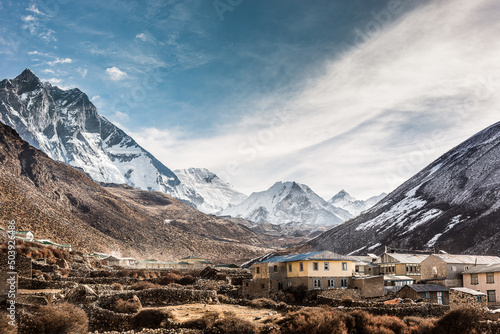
[383,275,415,281]
[431,254,500,265]
[407,284,449,292]
[258,251,353,263]
[451,287,486,296]
[462,263,500,274]
[383,253,429,264]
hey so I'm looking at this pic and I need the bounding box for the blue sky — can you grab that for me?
[1,0,500,199]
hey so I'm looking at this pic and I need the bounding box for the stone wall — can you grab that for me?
[317,288,362,301]
[352,276,384,298]
[240,278,270,299]
[449,289,487,311]
[98,287,217,309]
[0,253,32,278]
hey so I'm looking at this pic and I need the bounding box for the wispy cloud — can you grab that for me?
[106,66,128,81]
[26,4,43,15]
[47,58,72,66]
[130,0,500,199]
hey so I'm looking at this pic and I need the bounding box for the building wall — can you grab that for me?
[449,290,487,310]
[352,276,384,298]
[397,287,449,305]
[421,256,448,280]
[240,278,270,299]
[287,260,354,278]
[463,272,500,306]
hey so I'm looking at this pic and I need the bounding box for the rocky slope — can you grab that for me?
[0,121,272,262]
[221,181,352,226]
[301,122,500,255]
[174,168,247,214]
[328,190,387,217]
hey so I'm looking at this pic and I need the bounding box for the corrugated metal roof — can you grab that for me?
[407,284,449,292]
[383,275,415,281]
[462,263,500,273]
[258,251,352,263]
[383,253,429,264]
[432,254,500,265]
[451,287,486,296]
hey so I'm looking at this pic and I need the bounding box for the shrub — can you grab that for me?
[249,298,277,309]
[42,273,52,281]
[404,316,437,334]
[278,306,347,334]
[32,269,43,277]
[57,268,71,277]
[159,272,181,285]
[111,282,124,291]
[429,307,482,334]
[348,310,407,334]
[284,285,308,303]
[131,281,158,290]
[113,298,141,314]
[20,303,88,334]
[207,311,257,334]
[131,309,173,329]
[177,274,196,285]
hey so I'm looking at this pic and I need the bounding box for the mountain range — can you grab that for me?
[301,121,500,255]
[0,119,273,262]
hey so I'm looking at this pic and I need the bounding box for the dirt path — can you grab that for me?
[160,303,283,327]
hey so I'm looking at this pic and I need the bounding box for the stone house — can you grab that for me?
[351,275,385,298]
[178,255,214,269]
[376,252,428,280]
[397,284,449,305]
[420,254,500,287]
[250,251,355,293]
[350,255,380,276]
[449,287,487,310]
[462,263,500,307]
[15,231,34,241]
[383,275,416,294]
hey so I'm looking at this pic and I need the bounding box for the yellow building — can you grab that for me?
[251,251,355,292]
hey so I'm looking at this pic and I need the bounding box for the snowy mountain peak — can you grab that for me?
[174,167,247,214]
[0,69,187,199]
[330,189,355,202]
[221,181,352,226]
[328,190,386,217]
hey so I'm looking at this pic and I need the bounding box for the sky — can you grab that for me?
[1,0,500,200]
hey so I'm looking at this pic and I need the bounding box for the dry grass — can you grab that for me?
[131,281,159,290]
[113,298,141,314]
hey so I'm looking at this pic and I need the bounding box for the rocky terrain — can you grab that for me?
[0,120,272,263]
[300,121,500,256]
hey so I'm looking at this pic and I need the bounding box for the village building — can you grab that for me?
[178,255,214,269]
[350,255,380,276]
[420,253,500,287]
[462,263,500,307]
[383,275,416,293]
[104,256,139,268]
[397,284,449,305]
[250,251,355,292]
[15,231,34,242]
[449,287,488,310]
[138,259,182,269]
[376,252,428,280]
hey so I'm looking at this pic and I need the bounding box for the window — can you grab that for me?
[288,263,292,272]
[299,262,304,271]
[487,290,496,303]
[451,265,457,272]
[424,292,430,299]
[471,274,479,285]
[342,262,348,271]
[261,284,265,289]
[278,282,285,290]
[245,282,249,287]
[313,279,322,289]
[437,292,444,305]
[273,265,278,273]
[324,262,330,271]
[340,278,348,288]
[256,267,260,274]
[287,281,292,288]
[487,273,495,284]
[313,262,319,271]
[327,279,335,289]
[476,295,483,302]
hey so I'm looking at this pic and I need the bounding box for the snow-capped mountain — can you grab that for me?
[328,190,387,217]
[221,181,352,226]
[174,168,247,214]
[305,121,500,255]
[0,69,185,196]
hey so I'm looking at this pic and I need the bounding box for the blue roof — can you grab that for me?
[258,251,351,263]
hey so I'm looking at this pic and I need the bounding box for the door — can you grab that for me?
[436,291,444,305]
